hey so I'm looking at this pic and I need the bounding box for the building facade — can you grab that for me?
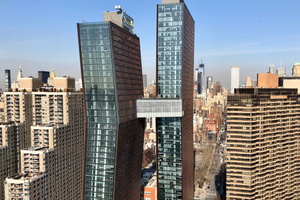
[38,71,50,85]
[5,70,11,92]
[1,77,84,199]
[143,74,148,89]
[78,9,144,200]
[226,88,300,200]
[231,66,239,93]
[156,0,194,199]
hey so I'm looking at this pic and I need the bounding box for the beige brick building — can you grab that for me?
[1,76,84,200]
[226,88,300,200]
[0,122,26,199]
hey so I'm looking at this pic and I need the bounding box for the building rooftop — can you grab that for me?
[7,172,44,181]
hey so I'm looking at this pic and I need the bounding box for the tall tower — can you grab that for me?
[231,66,239,93]
[227,88,300,199]
[156,0,194,199]
[38,71,50,85]
[269,65,274,74]
[5,70,11,92]
[197,63,204,94]
[78,7,144,200]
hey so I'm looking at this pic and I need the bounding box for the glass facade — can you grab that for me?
[157,3,183,98]
[157,3,186,199]
[136,99,183,118]
[78,22,117,200]
[157,117,182,199]
[5,70,11,92]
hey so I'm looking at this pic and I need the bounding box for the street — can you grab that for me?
[205,145,224,200]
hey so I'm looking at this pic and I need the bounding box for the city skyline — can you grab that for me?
[1,0,300,90]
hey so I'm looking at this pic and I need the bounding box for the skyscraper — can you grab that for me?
[207,76,213,90]
[38,71,50,85]
[5,70,11,92]
[269,65,274,74]
[78,7,144,200]
[156,0,194,199]
[143,74,148,88]
[277,67,286,77]
[227,88,300,199]
[231,66,239,93]
[292,62,300,76]
[197,63,204,94]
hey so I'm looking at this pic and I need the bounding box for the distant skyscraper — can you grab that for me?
[143,74,147,88]
[277,68,286,77]
[78,7,144,200]
[245,77,252,87]
[207,76,213,89]
[197,63,204,94]
[75,78,82,91]
[197,71,202,94]
[5,70,11,92]
[231,66,239,93]
[38,71,50,85]
[269,65,274,74]
[292,62,300,76]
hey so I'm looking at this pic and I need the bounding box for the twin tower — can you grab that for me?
[78,0,195,199]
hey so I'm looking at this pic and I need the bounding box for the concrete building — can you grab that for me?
[4,172,45,200]
[75,78,82,92]
[292,62,300,76]
[279,76,300,94]
[0,122,26,199]
[276,67,286,77]
[245,77,251,87]
[103,5,134,34]
[226,88,300,200]
[231,66,239,93]
[5,70,11,92]
[143,74,148,89]
[78,7,144,200]
[207,76,213,90]
[257,73,278,88]
[269,65,274,74]
[1,76,84,199]
[11,66,24,91]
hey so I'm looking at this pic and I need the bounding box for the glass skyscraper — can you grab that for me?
[78,9,144,200]
[156,0,195,199]
[5,70,11,92]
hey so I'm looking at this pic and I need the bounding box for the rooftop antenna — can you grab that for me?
[280,58,282,68]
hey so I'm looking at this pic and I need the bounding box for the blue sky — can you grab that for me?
[1,0,300,90]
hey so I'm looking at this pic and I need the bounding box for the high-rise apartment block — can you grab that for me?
[231,66,239,93]
[0,122,26,199]
[5,70,11,92]
[226,88,300,200]
[1,73,84,200]
[78,7,144,200]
